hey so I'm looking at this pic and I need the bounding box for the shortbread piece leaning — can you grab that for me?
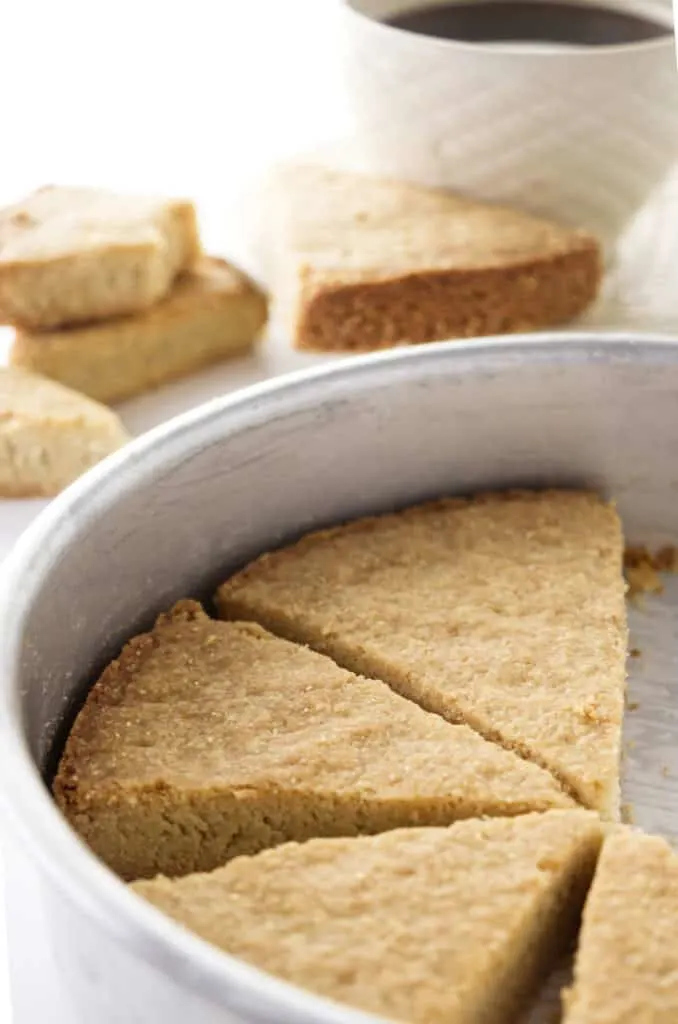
[11,257,267,404]
[217,490,627,819]
[133,811,603,1024]
[0,186,201,328]
[0,366,129,497]
[264,164,602,350]
[53,600,572,881]
[563,829,678,1024]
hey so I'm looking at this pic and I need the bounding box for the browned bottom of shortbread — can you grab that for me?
[295,247,601,351]
[11,257,267,404]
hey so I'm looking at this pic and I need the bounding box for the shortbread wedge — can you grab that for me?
[133,811,603,1024]
[0,186,200,328]
[11,257,267,404]
[217,490,627,818]
[53,600,572,881]
[0,366,129,497]
[564,829,678,1024]
[263,164,602,350]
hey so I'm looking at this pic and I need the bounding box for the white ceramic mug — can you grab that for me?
[339,0,678,247]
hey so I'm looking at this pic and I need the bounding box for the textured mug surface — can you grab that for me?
[340,0,678,246]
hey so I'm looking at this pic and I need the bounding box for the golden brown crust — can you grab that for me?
[54,600,206,804]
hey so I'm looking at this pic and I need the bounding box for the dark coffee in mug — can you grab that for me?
[385,1,670,46]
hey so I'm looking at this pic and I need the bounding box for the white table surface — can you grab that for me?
[2,1,678,1019]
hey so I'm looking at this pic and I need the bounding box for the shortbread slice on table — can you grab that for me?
[0,366,129,497]
[563,829,678,1024]
[262,164,602,350]
[11,257,267,404]
[0,186,200,328]
[53,600,572,882]
[133,811,603,1024]
[217,490,627,819]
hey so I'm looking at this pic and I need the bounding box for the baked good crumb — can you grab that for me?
[620,803,635,824]
[624,544,678,597]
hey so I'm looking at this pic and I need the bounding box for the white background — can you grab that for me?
[2,2,678,1019]
[0,1,346,1019]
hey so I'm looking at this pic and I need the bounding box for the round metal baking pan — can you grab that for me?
[1,332,677,1022]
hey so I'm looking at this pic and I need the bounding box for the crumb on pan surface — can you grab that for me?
[624,544,678,598]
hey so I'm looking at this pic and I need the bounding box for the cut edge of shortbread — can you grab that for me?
[0,366,130,497]
[10,256,268,404]
[0,186,202,328]
[53,599,575,881]
[132,810,604,1024]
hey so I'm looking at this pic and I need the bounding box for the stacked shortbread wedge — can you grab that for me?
[4,186,267,404]
[0,187,267,494]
